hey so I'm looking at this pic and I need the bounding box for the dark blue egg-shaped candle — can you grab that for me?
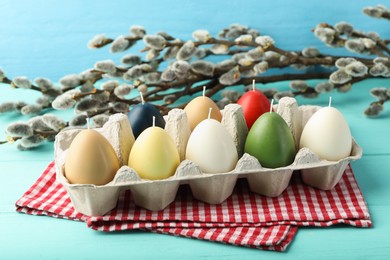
[128,103,165,138]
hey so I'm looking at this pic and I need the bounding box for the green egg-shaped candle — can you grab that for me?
[244,112,296,168]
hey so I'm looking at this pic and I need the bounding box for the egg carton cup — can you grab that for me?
[54,97,362,216]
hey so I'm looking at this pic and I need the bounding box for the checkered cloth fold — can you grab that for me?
[16,162,371,251]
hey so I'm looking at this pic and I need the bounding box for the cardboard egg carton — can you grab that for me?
[54,97,362,216]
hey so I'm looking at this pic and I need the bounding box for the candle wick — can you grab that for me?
[252,79,256,91]
[270,99,274,113]
[86,117,90,129]
[203,86,206,98]
[329,96,332,107]
[140,91,145,105]
[208,107,212,119]
[152,116,156,127]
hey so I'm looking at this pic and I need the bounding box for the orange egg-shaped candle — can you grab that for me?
[184,87,222,131]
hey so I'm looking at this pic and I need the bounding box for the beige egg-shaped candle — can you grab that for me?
[184,93,222,131]
[65,129,120,185]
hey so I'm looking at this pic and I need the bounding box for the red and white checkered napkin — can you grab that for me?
[16,162,371,252]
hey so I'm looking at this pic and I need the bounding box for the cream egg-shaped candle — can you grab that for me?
[186,116,238,173]
[299,102,352,161]
[65,129,120,185]
[128,119,180,180]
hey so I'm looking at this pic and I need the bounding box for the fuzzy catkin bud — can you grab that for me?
[13,76,31,89]
[92,114,109,128]
[88,34,107,48]
[157,31,175,41]
[164,45,180,60]
[121,54,141,65]
[302,47,320,58]
[337,83,352,93]
[91,91,110,103]
[130,25,146,37]
[110,35,131,53]
[123,65,144,81]
[221,90,240,102]
[172,60,190,78]
[20,135,45,148]
[113,102,130,113]
[36,94,52,107]
[34,77,54,91]
[21,104,42,115]
[69,114,87,127]
[161,69,176,82]
[217,97,230,109]
[138,84,148,94]
[52,92,78,110]
[290,80,308,92]
[216,59,236,71]
[114,84,132,97]
[315,82,334,93]
[101,80,119,92]
[94,60,116,73]
[163,95,176,104]
[192,30,211,43]
[194,48,208,59]
[364,102,383,117]
[60,74,81,89]
[176,41,197,60]
[28,116,52,131]
[335,22,354,35]
[314,26,336,45]
[255,36,275,47]
[329,69,352,84]
[75,99,100,112]
[190,60,215,76]
[246,47,264,61]
[345,61,368,77]
[369,63,390,77]
[210,44,229,54]
[248,29,260,38]
[363,5,387,18]
[146,49,160,61]
[219,66,240,85]
[335,58,357,68]
[142,72,160,83]
[370,87,388,101]
[235,34,253,44]
[254,61,269,74]
[0,102,16,113]
[6,122,34,137]
[374,57,390,66]
[42,114,66,131]
[143,35,166,50]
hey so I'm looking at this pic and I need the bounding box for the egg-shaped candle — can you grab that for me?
[186,110,238,173]
[299,99,352,161]
[237,80,271,129]
[65,129,120,185]
[184,87,222,131]
[128,93,165,138]
[128,119,180,180]
[245,108,296,168]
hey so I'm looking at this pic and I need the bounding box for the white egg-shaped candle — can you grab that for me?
[299,104,352,161]
[186,118,238,173]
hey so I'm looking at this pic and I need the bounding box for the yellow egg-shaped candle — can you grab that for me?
[184,96,222,131]
[65,129,120,185]
[128,126,180,180]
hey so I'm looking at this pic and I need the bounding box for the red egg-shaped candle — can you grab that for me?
[237,82,271,129]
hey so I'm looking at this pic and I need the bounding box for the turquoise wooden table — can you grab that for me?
[1,0,390,259]
[1,79,389,259]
